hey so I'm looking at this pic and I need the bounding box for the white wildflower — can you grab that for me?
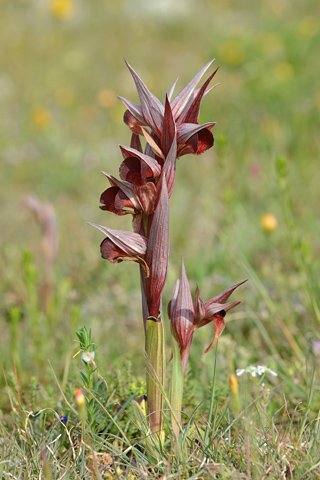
[81,350,95,365]
[236,365,278,377]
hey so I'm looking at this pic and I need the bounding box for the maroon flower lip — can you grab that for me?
[100,173,140,215]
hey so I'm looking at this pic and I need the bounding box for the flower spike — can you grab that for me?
[90,59,247,438]
[121,59,218,158]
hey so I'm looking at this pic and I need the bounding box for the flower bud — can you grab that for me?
[74,388,85,407]
[81,351,95,365]
[229,374,240,416]
[261,213,277,232]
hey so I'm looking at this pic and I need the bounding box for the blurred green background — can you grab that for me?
[1,0,320,406]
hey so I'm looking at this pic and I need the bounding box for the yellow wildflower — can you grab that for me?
[261,214,277,232]
[50,0,74,20]
[229,374,240,415]
[229,374,239,393]
[32,107,52,130]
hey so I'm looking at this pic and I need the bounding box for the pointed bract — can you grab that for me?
[169,257,195,352]
[161,96,176,158]
[130,133,143,153]
[120,97,145,133]
[139,127,165,160]
[89,223,148,256]
[144,130,162,162]
[125,60,164,138]
[180,68,219,124]
[171,60,215,122]
[145,175,170,318]
[205,280,247,308]
[194,284,206,324]
[166,77,179,102]
[162,129,177,198]
[168,278,180,320]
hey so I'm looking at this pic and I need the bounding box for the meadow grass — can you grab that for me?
[1,0,320,478]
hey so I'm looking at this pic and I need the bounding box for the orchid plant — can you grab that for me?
[90,60,245,447]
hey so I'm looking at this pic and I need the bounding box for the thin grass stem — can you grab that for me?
[204,342,218,444]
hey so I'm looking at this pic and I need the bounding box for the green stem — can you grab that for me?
[204,343,218,444]
[145,315,165,439]
[170,325,184,441]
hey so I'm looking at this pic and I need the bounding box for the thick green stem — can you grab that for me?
[145,315,165,438]
[170,325,184,440]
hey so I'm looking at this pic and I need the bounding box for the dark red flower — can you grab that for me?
[88,223,149,273]
[100,172,141,216]
[168,257,245,371]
